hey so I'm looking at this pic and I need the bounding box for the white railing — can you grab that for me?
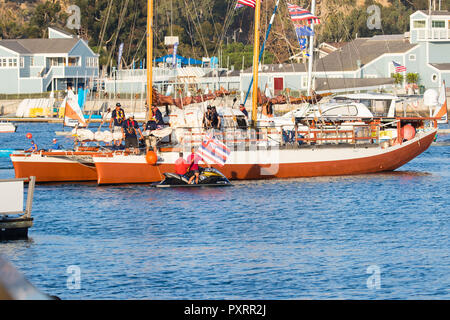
[417,28,450,40]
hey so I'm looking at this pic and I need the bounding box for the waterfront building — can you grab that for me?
[240,10,450,95]
[0,27,99,95]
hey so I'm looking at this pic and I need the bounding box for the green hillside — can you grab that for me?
[0,0,445,70]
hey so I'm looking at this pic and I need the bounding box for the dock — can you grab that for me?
[0,177,35,241]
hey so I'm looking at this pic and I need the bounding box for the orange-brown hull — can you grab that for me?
[11,155,97,182]
[94,131,436,184]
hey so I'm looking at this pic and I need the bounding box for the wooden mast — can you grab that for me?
[251,0,261,127]
[146,0,154,121]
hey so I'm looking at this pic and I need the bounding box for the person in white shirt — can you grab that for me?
[66,85,76,101]
[264,84,272,98]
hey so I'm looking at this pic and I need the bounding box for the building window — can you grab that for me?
[432,20,445,28]
[409,54,416,61]
[68,57,80,66]
[20,57,24,68]
[8,58,17,67]
[30,57,35,66]
[413,20,426,28]
[301,76,308,88]
[48,57,65,67]
[431,74,438,82]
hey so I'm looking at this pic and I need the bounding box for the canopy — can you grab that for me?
[154,55,202,66]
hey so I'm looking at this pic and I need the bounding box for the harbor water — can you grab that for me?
[0,123,449,299]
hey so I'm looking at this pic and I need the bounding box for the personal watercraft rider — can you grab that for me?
[187,147,210,184]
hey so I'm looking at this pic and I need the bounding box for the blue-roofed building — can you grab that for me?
[0,27,99,94]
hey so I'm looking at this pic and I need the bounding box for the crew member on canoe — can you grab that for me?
[122,115,143,154]
[187,147,210,184]
[110,103,126,146]
[27,140,38,152]
[210,106,221,129]
[239,104,248,118]
[151,105,164,128]
[144,116,158,153]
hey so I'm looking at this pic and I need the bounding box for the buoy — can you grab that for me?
[26,133,32,139]
[401,124,416,141]
[145,151,158,165]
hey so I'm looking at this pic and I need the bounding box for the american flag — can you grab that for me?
[197,135,231,167]
[393,61,407,73]
[237,0,257,8]
[287,3,320,25]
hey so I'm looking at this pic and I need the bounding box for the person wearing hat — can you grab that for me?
[110,103,126,146]
[151,105,164,128]
[210,106,221,129]
[143,115,158,153]
[51,138,63,150]
[121,115,143,154]
[202,105,213,129]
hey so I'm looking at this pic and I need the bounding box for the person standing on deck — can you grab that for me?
[122,116,143,154]
[66,85,76,101]
[211,106,221,129]
[151,105,164,128]
[144,116,158,153]
[264,83,273,99]
[239,104,248,118]
[110,103,126,146]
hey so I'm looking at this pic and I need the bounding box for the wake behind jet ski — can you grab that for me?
[153,167,232,188]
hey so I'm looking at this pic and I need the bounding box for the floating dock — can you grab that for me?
[0,177,35,241]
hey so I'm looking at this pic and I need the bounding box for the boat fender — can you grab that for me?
[401,124,415,141]
[145,151,158,165]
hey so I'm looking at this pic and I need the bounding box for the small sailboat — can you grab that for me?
[0,122,17,133]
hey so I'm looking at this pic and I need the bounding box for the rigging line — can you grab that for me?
[186,0,210,57]
[125,0,140,65]
[211,0,237,57]
[131,31,146,63]
[182,0,209,57]
[106,0,131,70]
[97,0,114,52]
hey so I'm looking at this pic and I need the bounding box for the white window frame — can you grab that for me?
[68,56,81,67]
[20,57,24,68]
[409,54,416,61]
[413,20,426,29]
[432,20,445,29]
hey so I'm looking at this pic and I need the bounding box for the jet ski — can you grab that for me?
[153,167,232,188]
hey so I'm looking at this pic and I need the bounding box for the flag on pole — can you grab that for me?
[197,135,231,166]
[235,3,244,9]
[237,0,257,9]
[287,3,321,25]
[117,42,124,70]
[392,61,407,73]
[296,25,314,37]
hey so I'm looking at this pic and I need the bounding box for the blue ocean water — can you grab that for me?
[0,122,449,300]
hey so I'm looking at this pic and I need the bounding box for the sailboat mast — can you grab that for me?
[306,0,316,96]
[251,0,261,126]
[146,0,154,120]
